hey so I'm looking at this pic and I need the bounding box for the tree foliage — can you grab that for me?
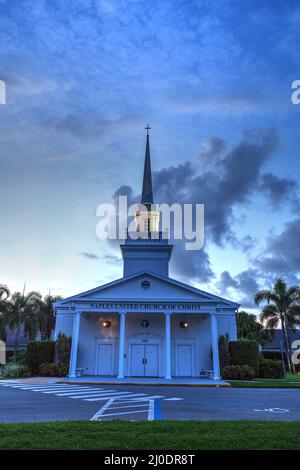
[0,283,63,358]
[237,310,272,346]
[255,278,300,373]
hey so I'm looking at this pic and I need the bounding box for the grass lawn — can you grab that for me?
[229,372,300,388]
[0,420,299,450]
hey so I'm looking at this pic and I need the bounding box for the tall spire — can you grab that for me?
[141,124,153,206]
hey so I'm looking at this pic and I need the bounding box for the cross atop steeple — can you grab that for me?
[144,123,151,136]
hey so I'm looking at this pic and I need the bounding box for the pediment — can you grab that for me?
[56,271,238,308]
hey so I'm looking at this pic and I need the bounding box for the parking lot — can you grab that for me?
[1,380,300,422]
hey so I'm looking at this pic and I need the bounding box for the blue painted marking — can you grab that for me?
[154,399,163,420]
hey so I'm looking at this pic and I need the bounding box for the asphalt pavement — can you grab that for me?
[1,380,300,422]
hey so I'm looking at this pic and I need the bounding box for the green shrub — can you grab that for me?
[259,358,284,379]
[57,363,69,377]
[38,362,51,376]
[55,333,71,364]
[16,349,27,365]
[39,362,69,377]
[262,351,282,361]
[222,364,255,380]
[26,340,55,374]
[3,363,30,378]
[229,340,259,373]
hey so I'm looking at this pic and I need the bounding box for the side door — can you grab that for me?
[177,344,192,376]
[97,343,113,376]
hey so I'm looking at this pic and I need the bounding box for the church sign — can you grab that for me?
[89,302,206,312]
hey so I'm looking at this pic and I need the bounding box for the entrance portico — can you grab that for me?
[62,289,232,381]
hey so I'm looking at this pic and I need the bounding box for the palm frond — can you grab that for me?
[260,304,278,321]
[255,290,273,305]
[0,284,10,300]
[274,278,288,296]
[264,316,279,330]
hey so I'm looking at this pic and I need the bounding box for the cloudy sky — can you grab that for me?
[0,0,299,310]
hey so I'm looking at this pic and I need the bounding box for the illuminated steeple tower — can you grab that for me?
[121,126,173,277]
[135,125,159,233]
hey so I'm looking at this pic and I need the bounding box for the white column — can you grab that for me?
[117,311,126,378]
[165,311,172,379]
[210,312,221,380]
[69,310,81,378]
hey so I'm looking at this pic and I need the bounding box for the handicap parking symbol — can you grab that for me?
[254,407,290,414]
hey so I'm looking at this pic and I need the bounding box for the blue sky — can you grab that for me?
[0,0,299,310]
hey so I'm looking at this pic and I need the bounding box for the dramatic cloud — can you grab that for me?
[217,271,238,293]
[111,129,280,284]
[153,129,278,245]
[260,173,299,210]
[218,268,259,297]
[217,268,260,307]
[254,218,300,282]
[222,217,300,306]
[198,136,226,163]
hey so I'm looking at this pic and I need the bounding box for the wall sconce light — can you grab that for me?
[180,321,189,329]
[141,320,149,328]
[101,320,111,328]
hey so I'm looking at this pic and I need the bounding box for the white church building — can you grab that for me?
[54,130,239,381]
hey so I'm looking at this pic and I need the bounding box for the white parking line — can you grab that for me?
[55,389,105,396]
[132,395,164,401]
[164,397,183,401]
[41,387,100,394]
[108,403,149,410]
[85,393,147,402]
[90,398,114,421]
[102,409,149,417]
[9,385,75,390]
[89,397,153,421]
[148,400,155,421]
[31,387,88,392]
[70,391,129,399]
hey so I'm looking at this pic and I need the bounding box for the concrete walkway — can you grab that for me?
[57,376,230,387]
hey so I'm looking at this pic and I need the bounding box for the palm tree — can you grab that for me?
[237,310,274,346]
[37,294,62,340]
[5,289,41,359]
[0,284,10,340]
[255,278,300,373]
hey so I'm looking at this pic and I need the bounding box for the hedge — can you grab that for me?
[259,358,284,379]
[228,340,259,373]
[38,362,69,377]
[262,351,282,361]
[222,365,255,380]
[26,340,55,374]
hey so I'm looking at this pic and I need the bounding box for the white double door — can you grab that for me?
[130,343,159,377]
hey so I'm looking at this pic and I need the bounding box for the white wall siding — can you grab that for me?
[217,312,237,340]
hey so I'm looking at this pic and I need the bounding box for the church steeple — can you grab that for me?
[141,124,153,206]
[135,125,159,233]
[120,126,173,277]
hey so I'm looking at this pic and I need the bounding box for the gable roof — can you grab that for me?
[54,271,240,308]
